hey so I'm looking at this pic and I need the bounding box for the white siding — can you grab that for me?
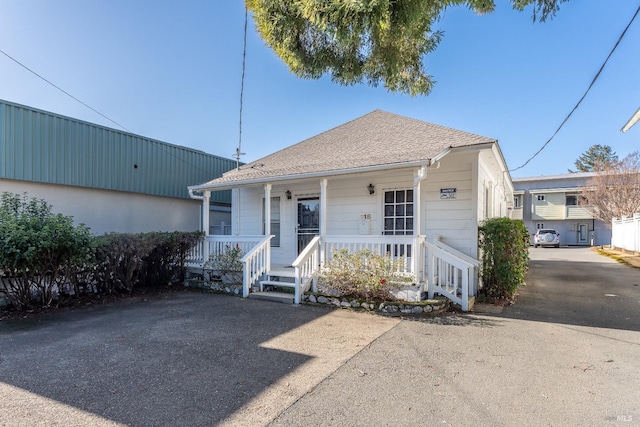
[425,152,475,257]
[532,192,565,220]
[231,146,510,264]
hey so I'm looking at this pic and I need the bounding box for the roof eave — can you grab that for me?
[189,147,463,192]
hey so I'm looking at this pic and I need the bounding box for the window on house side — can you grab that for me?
[262,197,281,247]
[536,223,544,229]
[536,194,545,202]
[566,195,577,206]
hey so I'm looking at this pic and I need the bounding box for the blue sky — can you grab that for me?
[1,1,638,178]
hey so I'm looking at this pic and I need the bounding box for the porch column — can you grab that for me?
[320,178,328,266]
[202,191,211,262]
[320,179,327,236]
[414,166,427,284]
[264,184,272,236]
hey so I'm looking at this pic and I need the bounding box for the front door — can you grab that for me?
[297,197,320,254]
[578,224,589,244]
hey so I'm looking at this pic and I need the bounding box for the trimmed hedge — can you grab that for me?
[0,191,203,310]
[478,217,529,302]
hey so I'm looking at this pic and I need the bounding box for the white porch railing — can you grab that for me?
[612,214,640,253]
[240,236,273,298]
[321,235,420,278]
[187,233,479,311]
[425,240,480,312]
[186,235,266,266]
[292,236,321,304]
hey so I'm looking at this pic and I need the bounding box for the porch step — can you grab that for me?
[248,291,295,304]
[268,266,296,278]
[260,280,295,289]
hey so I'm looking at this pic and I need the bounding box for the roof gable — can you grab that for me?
[197,110,495,188]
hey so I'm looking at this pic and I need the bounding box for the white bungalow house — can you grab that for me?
[188,111,514,311]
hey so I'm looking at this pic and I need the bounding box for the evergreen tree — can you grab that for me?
[246,0,568,96]
[569,145,618,173]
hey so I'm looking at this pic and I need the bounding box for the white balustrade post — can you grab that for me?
[202,191,211,263]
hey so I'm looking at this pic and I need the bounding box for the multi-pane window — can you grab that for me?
[262,197,280,247]
[566,195,577,206]
[384,189,413,235]
[536,223,545,229]
[536,194,545,202]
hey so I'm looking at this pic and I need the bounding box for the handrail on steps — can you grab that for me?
[425,239,479,312]
[291,236,322,304]
[240,235,273,298]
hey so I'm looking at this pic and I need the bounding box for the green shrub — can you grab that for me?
[317,249,414,300]
[205,244,244,272]
[478,217,529,302]
[94,231,203,293]
[0,192,94,308]
[139,231,203,287]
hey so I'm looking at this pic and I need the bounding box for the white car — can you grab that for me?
[534,229,560,248]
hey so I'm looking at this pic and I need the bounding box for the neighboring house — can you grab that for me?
[512,173,611,246]
[0,99,235,235]
[188,110,514,310]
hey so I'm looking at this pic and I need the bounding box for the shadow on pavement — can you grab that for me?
[0,292,334,426]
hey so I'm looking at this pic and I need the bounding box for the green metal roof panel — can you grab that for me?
[0,100,234,202]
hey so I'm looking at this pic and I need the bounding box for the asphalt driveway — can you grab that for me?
[1,248,639,426]
[497,246,640,332]
[0,292,398,426]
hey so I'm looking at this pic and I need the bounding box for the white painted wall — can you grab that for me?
[424,152,475,257]
[231,146,512,264]
[1,179,200,235]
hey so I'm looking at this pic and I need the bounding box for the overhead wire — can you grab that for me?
[235,5,249,170]
[0,48,221,176]
[0,48,132,133]
[510,4,640,172]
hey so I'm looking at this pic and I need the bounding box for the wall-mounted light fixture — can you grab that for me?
[367,183,375,195]
[286,190,292,200]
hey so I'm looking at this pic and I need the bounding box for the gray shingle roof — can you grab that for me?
[196,110,495,188]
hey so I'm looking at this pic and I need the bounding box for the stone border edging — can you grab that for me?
[302,293,449,316]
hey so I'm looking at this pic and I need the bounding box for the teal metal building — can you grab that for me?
[0,99,236,234]
[0,99,233,203]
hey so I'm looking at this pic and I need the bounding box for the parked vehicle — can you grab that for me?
[534,229,560,248]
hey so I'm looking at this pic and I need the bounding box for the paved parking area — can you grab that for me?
[0,292,398,426]
[1,249,639,426]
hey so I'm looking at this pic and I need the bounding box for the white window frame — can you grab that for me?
[262,197,281,247]
[513,195,522,208]
[383,189,414,236]
[536,194,545,202]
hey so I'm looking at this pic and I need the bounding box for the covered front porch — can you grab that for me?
[187,165,481,311]
[187,233,478,311]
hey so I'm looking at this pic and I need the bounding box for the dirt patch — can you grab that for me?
[594,246,640,268]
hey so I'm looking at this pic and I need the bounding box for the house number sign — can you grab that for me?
[440,188,457,199]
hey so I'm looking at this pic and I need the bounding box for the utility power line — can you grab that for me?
[0,48,132,133]
[510,4,640,172]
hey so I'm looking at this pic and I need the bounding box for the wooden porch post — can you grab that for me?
[202,191,211,262]
[413,166,426,284]
[264,184,272,236]
[319,178,328,266]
